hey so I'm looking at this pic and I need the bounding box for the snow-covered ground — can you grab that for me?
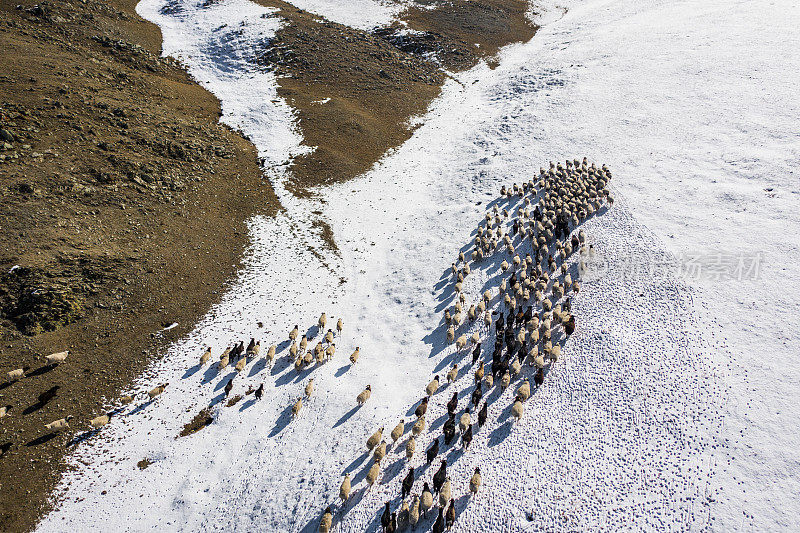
[37,0,800,531]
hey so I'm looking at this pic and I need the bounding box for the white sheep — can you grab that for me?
[470,467,482,495]
[483,290,492,303]
[325,344,336,360]
[289,325,299,341]
[90,413,111,428]
[421,486,434,516]
[470,331,480,345]
[455,335,467,351]
[446,326,455,343]
[357,385,372,405]
[7,367,27,383]
[391,420,405,444]
[404,435,418,462]
[148,383,168,399]
[45,416,73,431]
[318,313,327,331]
[235,357,247,373]
[340,474,351,502]
[410,495,421,527]
[305,379,314,398]
[484,311,492,327]
[445,365,459,385]
[511,396,524,423]
[501,260,510,272]
[336,318,343,335]
[290,341,299,360]
[373,440,387,463]
[292,398,303,418]
[319,507,333,533]
[325,330,334,344]
[501,372,511,390]
[412,415,426,437]
[45,350,69,365]
[300,336,308,352]
[426,376,440,396]
[459,411,471,433]
[439,478,451,508]
[266,345,276,366]
[367,462,381,488]
[0,405,10,418]
[367,427,384,450]
[350,347,360,365]
[518,380,531,401]
[199,346,212,366]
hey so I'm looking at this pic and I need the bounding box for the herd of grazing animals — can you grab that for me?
[316,159,612,531]
[1,158,611,531]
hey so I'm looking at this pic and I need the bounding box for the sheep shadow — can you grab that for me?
[22,400,51,416]
[68,428,101,447]
[128,399,155,416]
[26,364,56,378]
[381,456,406,483]
[429,412,450,433]
[238,397,257,412]
[214,372,237,391]
[352,456,377,486]
[182,364,202,379]
[26,432,59,447]
[344,451,370,476]
[247,357,267,378]
[334,365,349,377]
[334,405,360,429]
[268,404,295,437]
[488,420,512,447]
[200,364,220,384]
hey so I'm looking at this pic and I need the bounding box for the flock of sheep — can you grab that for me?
[318,158,613,532]
[2,157,612,532]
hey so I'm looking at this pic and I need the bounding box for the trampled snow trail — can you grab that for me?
[37,0,800,531]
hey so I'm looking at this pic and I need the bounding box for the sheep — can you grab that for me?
[446,326,455,343]
[550,344,561,361]
[299,336,308,352]
[350,347,360,365]
[325,344,336,360]
[470,332,480,346]
[45,350,69,365]
[316,349,325,365]
[455,335,467,351]
[0,405,11,418]
[459,410,471,434]
[290,325,299,341]
[518,380,531,401]
[290,341,299,360]
[367,428,384,450]
[412,415,426,437]
[224,378,234,397]
[501,260,510,272]
[421,483,434,516]
[304,351,314,366]
[325,329,334,344]
[294,357,305,372]
[391,420,405,444]
[426,376,440,396]
[511,395,524,422]
[511,357,522,377]
[90,412,111,428]
[499,278,507,294]
[398,501,410,531]
[255,383,264,400]
[406,435,416,459]
[199,346,212,366]
[484,311,492,328]
[382,502,392,531]
[501,371,511,390]
[148,383,168,400]
[439,478,451,508]
[415,397,429,418]
[357,385,372,405]
[452,312,462,326]
[410,495,421,527]
[247,339,260,357]
[445,499,456,530]
[468,305,476,322]
[483,290,492,303]
[266,345,276,366]
[318,313,327,331]
[474,361,484,383]
[219,352,230,371]
[337,318,343,335]
[6,367,28,383]
[235,356,247,373]
[319,507,333,533]
[120,395,134,405]
[305,379,314,398]
[469,467,482,496]
[367,462,381,488]
[374,440,387,463]
[292,398,303,418]
[45,415,73,431]
[446,364,458,384]
[484,373,494,388]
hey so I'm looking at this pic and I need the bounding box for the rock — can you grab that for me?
[0,129,13,143]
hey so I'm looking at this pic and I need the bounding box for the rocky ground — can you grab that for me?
[0,0,535,530]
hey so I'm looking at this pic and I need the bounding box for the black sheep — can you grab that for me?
[388,512,396,533]
[447,392,458,416]
[564,316,576,336]
[478,402,488,428]
[381,502,392,532]
[534,368,544,387]
[224,378,234,397]
[433,460,447,494]
[401,467,415,500]
[254,383,264,400]
[471,343,481,365]
[443,414,456,445]
[471,384,482,408]
[433,508,445,533]
[426,437,440,464]
[446,499,456,530]
[462,423,473,449]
